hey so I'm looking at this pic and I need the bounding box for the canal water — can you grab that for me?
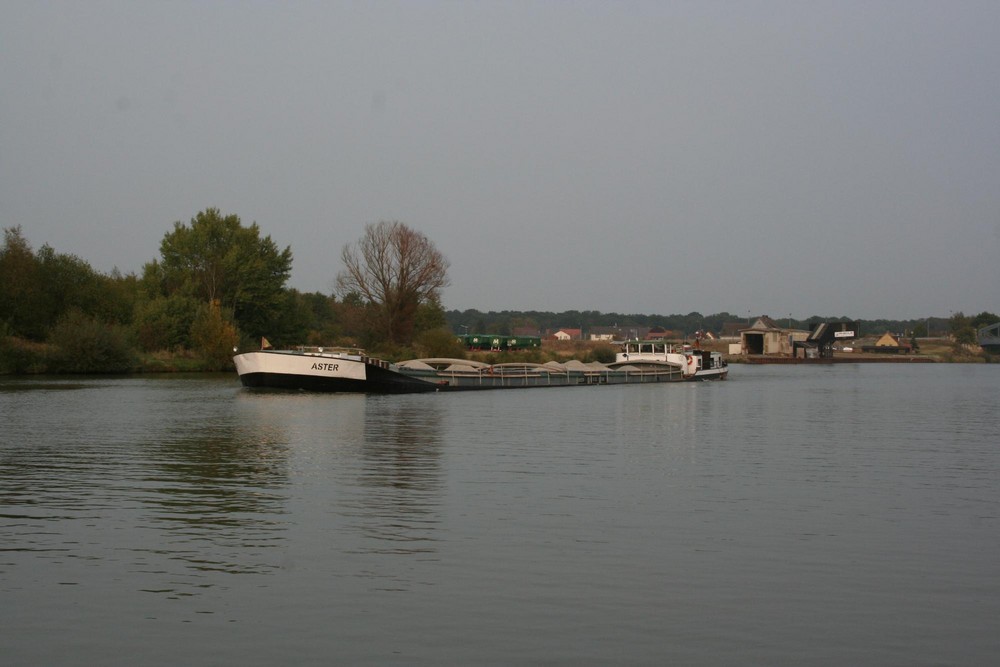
[1,364,998,665]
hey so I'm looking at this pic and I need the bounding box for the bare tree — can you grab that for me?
[336,221,450,344]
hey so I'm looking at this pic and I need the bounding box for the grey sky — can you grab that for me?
[3,1,998,320]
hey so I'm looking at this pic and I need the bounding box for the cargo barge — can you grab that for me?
[234,347,686,393]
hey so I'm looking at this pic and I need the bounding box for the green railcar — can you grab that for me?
[455,334,542,352]
[506,336,541,350]
[462,334,501,350]
[458,333,541,351]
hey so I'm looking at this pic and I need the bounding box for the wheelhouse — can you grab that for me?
[620,340,669,357]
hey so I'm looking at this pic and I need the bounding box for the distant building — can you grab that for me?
[623,327,652,341]
[552,328,582,341]
[588,326,622,342]
[979,322,1000,353]
[647,326,669,341]
[862,332,913,354]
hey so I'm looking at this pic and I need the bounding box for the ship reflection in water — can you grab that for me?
[349,399,444,557]
[234,389,448,591]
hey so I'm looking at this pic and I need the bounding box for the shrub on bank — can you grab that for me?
[47,309,137,373]
[414,328,467,359]
[0,335,50,374]
[589,343,617,364]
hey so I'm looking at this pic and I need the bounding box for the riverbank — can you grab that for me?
[2,335,995,376]
[537,337,996,365]
[743,355,936,364]
[717,337,994,364]
[0,336,226,375]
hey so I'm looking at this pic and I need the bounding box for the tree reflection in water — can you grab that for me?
[0,377,296,602]
[137,418,291,585]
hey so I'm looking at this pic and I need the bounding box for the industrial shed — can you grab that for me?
[740,316,810,356]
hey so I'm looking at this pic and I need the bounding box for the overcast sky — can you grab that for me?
[2,1,998,320]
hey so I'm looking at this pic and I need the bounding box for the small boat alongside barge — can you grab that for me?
[233,346,687,393]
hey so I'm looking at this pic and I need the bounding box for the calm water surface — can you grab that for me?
[1,365,998,665]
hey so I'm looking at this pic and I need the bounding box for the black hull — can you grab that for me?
[240,365,440,394]
[686,370,728,381]
[240,370,680,393]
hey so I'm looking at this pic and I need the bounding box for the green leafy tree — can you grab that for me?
[97,269,142,326]
[35,245,107,329]
[414,294,447,334]
[272,289,343,347]
[336,221,450,345]
[1,227,118,341]
[146,209,293,339]
[950,312,977,345]
[133,293,201,351]
[190,301,240,370]
[0,226,40,337]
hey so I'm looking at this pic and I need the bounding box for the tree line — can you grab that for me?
[2,209,996,374]
[0,212,454,374]
[444,309,1000,344]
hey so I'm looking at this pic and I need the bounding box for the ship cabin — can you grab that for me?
[618,340,674,363]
